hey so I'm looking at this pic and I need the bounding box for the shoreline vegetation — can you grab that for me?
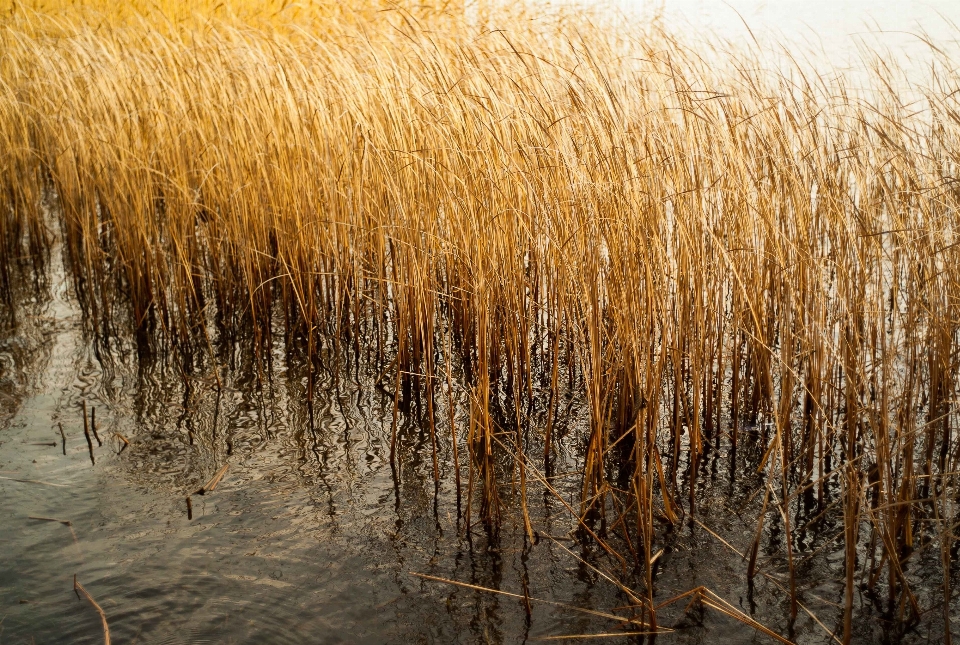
[2,1,959,641]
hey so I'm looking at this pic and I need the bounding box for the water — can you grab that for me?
[2,237,955,643]
[0,241,644,643]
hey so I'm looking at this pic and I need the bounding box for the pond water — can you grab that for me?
[1,230,955,643]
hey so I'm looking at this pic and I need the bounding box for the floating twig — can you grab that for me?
[59,422,66,455]
[653,586,794,644]
[196,463,229,495]
[74,575,111,645]
[533,632,662,640]
[114,433,130,455]
[692,516,841,644]
[28,516,79,544]
[410,572,664,631]
[30,442,57,446]
[0,475,69,488]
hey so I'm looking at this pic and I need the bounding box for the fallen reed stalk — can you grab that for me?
[196,463,229,495]
[411,572,662,631]
[531,632,662,641]
[0,475,69,488]
[28,516,79,544]
[73,574,111,645]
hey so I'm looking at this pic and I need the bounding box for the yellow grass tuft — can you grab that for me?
[2,2,959,639]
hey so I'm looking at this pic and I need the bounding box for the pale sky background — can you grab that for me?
[572,0,960,79]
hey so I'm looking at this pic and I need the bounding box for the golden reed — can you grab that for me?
[2,1,959,639]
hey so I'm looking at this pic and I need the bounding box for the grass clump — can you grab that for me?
[2,1,960,640]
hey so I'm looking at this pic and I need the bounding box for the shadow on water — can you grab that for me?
[1,237,955,644]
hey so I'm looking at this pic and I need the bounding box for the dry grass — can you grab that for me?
[2,1,960,640]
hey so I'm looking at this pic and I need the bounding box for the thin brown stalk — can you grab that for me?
[74,575,111,645]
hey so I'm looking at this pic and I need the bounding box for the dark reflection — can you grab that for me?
[0,245,953,645]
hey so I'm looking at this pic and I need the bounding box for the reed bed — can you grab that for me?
[2,1,960,639]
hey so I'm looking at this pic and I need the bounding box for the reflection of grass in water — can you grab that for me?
[1,1,959,640]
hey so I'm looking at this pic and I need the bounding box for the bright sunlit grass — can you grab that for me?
[2,1,959,639]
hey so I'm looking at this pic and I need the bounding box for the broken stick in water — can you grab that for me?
[196,463,229,495]
[28,516,79,544]
[59,422,66,455]
[114,433,130,454]
[186,495,193,520]
[0,475,69,488]
[74,575,111,645]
